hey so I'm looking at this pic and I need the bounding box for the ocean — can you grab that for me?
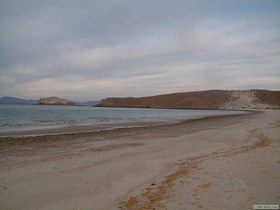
[0,104,245,136]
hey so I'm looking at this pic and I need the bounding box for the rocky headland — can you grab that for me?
[98,89,280,110]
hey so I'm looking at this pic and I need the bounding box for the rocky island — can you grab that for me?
[38,97,75,106]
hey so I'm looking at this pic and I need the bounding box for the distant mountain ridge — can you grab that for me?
[0,96,99,106]
[0,97,38,105]
[75,101,100,106]
[98,90,280,110]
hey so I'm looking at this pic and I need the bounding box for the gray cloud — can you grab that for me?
[0,0,280,100]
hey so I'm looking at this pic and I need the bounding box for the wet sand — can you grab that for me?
[0,111,279,210]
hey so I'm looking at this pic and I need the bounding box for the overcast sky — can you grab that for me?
[0,0,279,101]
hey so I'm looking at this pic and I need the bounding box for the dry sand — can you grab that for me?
[0,111,279,210]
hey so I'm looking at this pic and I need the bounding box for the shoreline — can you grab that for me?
[0,105,250,138]
[0,110,279,210]
[0,111,254,142]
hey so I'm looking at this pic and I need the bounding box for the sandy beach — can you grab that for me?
[0,111,279,210]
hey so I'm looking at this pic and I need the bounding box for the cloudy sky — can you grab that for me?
[0,0,279,101]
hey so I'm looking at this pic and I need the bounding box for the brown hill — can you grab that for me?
[98,90,280,110]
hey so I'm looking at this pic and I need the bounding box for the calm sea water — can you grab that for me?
[0,104,245,134]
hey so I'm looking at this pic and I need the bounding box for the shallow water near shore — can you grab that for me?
[0,104,246,136]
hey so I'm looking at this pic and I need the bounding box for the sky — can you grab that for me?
[0,0,280,101]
